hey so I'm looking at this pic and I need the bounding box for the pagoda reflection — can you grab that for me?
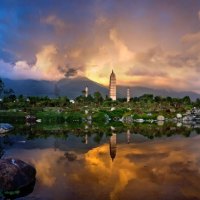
[109,133,117,161]
[127,129,131,144]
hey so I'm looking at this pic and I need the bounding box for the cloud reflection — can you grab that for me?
[8,135,200,200]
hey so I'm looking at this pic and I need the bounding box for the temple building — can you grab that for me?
[109,133,117,161]
[127,88,130,102]
[85,86,88,97]
[109,70,117,100]
[127,129,131,144]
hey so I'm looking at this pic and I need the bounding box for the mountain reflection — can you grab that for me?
[6,133,200,200]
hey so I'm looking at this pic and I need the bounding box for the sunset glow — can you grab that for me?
[1,0,200,92]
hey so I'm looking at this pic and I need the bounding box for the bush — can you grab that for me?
[65,112,83,122]
[36,111,64,122]
[93,112,107,123]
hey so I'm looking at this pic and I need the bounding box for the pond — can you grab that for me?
[1,122,200,200]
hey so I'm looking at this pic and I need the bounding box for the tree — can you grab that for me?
[166,96,172,103]
[58,96,69,107]
[4,88,16,101]
[182,96,191,105]
[75,95,85,103]
[195,98,200,107]
[0,79,5,97]
[154,96,162,103]
[18,95,24,102]
[139,94,154,103]
[86,94,94,102]
[93,92,103,104]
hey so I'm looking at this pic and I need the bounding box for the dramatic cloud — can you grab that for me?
[41,15,68,33]
[65,68,78,78]
[199,10,200,20]
[9,134,200,199]
[1,0,200,92]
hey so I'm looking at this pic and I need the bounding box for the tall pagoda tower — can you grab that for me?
[109,70,116,100]
[127,88,130,102]
[85,86,88,97]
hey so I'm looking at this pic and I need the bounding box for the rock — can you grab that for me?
[157,121,164,126]
[170,109,176,113]
[183,116,193,122]
[0,158,36,193]
[36,119,42,123]
[87,115,92,121]
[173,117,177,121]
[122,116,133,123]
[176,113,182,119]
[186,110,191,115]
[111,107,115,111]
[85,110,88,114]
[70,100,75,104]
[135,119,145,123]
[194,117,200,122]
[157,115,165,121]
[192,107,200,115]
[25,115,36,123]
[177,122,182,127]
[0,123,13,134]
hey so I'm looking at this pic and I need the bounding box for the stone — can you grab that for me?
[186,110,191,115]
[135,119,145,123]
[157,115,165,121]
[177,122,182,127]
[111,107,115,111]
[70,100,75,104]
[0,123,13,134]
[176,113,182,119]
[183,116,193,121]
[36,119,42,123]
[122,116,133,123]
[0,158,36,192]
[157,121,164,126]
[25,115,36,123]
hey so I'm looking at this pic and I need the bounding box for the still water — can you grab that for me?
[1,123,200,200]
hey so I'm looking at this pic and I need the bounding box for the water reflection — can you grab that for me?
[2,129,200,200]
[110,133,117,161]
[127,129,131,144]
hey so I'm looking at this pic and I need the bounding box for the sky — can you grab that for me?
[0,0,200,92]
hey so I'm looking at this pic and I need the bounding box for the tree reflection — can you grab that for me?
[1,120,199,145]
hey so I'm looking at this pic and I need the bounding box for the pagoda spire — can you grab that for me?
[109,70,117,100]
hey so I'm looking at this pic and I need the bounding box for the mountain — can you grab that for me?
[57,77,108,98]
[2,77,108,99]
[3,78,56,97]
[118,86,200,101]
[2,77,200,100]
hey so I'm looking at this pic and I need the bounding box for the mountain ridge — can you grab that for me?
[2,77,200,100]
